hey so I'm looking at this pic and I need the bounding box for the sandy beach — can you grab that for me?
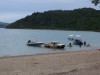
[0,50,100,75]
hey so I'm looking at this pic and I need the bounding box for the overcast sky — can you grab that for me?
[0,0,99,23]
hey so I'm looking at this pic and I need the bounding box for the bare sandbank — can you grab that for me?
[0,50,100,75]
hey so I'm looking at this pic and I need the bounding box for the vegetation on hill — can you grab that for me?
[91,0,100,5]
[7,8,100,31]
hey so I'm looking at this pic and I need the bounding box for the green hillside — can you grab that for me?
[7,8,100,31]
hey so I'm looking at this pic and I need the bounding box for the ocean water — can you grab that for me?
[0,28,100,57]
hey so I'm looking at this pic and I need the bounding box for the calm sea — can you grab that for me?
[0,28,100,57]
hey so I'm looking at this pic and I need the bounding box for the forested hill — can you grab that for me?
[7,8,100,31]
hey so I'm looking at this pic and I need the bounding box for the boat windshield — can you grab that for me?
[51,41,59,44]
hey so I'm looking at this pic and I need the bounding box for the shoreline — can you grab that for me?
[0,49,94,59]
[5,28,100,32]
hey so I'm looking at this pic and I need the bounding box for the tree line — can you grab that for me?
[91,0,100,5]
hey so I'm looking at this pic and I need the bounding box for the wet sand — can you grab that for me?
[0,50,100,75]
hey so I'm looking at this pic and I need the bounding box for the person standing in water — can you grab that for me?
[83,41,86,46]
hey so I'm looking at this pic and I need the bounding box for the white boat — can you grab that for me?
[68,35,74,41]
[27,40,44,46]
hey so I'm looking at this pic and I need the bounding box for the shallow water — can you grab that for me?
[0,28,100,57]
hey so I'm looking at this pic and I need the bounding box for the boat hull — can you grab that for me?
[27,42,44,46]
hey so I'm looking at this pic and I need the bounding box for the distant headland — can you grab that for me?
[0,22,9,28]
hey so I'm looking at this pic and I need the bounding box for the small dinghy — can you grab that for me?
[27,40,44,46]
